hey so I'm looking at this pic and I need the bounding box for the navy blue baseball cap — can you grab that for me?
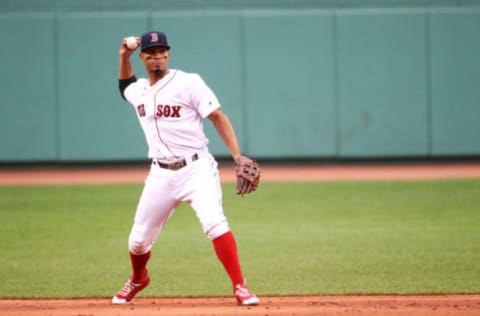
[141,31,170,51]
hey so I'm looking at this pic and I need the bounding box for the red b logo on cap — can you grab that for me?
[150,32,158,43]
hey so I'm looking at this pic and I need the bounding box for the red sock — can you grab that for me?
[212,231,244,287]
[129,251,151,282]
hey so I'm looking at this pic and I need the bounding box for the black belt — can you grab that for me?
[153,153,199,171]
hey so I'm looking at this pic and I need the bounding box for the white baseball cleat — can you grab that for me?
[112,275,150,304]
[234,283,260,306]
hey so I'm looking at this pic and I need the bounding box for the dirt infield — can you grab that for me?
[1,161,480,185]
[1,162,479,315]
[1,295,480,316]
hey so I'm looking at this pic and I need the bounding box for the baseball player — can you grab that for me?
[112,31,260,306]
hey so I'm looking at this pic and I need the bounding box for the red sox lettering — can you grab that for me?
[136,104,145,117]
[155,105,181,118]
[136,104,182,118]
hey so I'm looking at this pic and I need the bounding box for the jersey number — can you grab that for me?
[156,105,181,118]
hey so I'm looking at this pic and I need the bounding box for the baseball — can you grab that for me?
[126,36,138,50]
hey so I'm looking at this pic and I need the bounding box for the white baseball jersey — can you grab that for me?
[124,69,221,158]
[123,69,230,254]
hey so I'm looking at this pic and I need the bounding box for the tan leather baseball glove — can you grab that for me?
[234,155,261,196]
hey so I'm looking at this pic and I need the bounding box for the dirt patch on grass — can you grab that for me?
[1,295,479,316]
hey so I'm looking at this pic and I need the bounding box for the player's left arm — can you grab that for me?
[208,108,261,195]
[207,108,241,161]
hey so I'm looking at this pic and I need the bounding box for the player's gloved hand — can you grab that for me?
[234,155,261,196]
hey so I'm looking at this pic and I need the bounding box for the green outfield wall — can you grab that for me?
[1,1,479,162]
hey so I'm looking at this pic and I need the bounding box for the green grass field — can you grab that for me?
[1,180,479,298]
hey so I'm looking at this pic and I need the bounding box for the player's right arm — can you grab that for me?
[118,37,139,100]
